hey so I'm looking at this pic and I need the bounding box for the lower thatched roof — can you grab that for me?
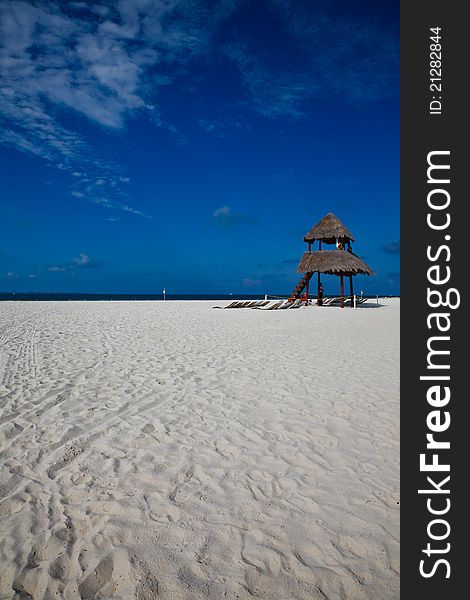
[297,250,373,275]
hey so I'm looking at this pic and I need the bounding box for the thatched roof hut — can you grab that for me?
[289,211,373,307]
[297,250,373,276]
[304,212,355,244]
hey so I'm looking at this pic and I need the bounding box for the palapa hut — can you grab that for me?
[289,212,373,307]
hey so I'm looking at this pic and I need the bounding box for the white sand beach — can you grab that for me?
[0,299,399,600]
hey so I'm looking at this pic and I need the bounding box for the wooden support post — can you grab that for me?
[349,275,354,308]
[317,241,322,306]
[340,274,344,308]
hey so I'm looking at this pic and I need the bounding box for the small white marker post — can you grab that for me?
[163,288,166,301]
[360,289,363,300]
[376,293,379,304]
[353,294,357,309]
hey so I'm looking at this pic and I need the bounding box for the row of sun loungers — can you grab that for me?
[321,296,368,306]
[217,297,369,309]
[321,297,341,306]
[219,299,308,310]
[264,299,307,310]
[222,300,269,309]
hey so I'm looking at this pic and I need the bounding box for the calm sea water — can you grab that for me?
[0,293,272,302]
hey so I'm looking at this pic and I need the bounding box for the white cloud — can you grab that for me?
[0,0,239,215]
[226,44,312,119]
[48,252,104,272]
[243,277,263,287]
[0,0,239,147]
[197,117,250,138]
[73,253,90,266]
[0,0,398,214]
[213,205,231,218]
[226,1,398,118]
[212,205,259,228]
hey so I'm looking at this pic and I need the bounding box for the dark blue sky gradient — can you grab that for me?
[0,0,399,295]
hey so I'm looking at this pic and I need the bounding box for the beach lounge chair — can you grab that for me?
[214,300,238,309]
[224,300,240,309]
[264,301,284,310]
[252,301,273,309]
[289,299,307,309]
[251,300,270,308]
[322,297,340,306]
[286,299,300,309]
[227,300,250,308]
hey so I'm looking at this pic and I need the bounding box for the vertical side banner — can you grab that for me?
[401,1,466,597]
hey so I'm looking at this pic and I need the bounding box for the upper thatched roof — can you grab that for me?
[297,250,373,275]
[304,213,355,244]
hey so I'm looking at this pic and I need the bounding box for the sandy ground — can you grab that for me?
[0,299,399,600]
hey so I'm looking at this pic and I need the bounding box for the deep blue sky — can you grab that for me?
[0,0,399,295]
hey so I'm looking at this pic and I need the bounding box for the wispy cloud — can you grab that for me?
[242,269,292,292]
[381,240,400,254]
[239,256,300,293]
[73,253,90,267]
[226,0,398,118]
[212,205,259,229]
[271,168,296,181]
[48,253,104,272]
[227,43,313,119]
[386,272,400,286]
[1,0,398,215]
[0,0,239,214]
[197,117,250,138]
[69,177,150,217]
[75,253,105,269]
[243,277,263,287]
